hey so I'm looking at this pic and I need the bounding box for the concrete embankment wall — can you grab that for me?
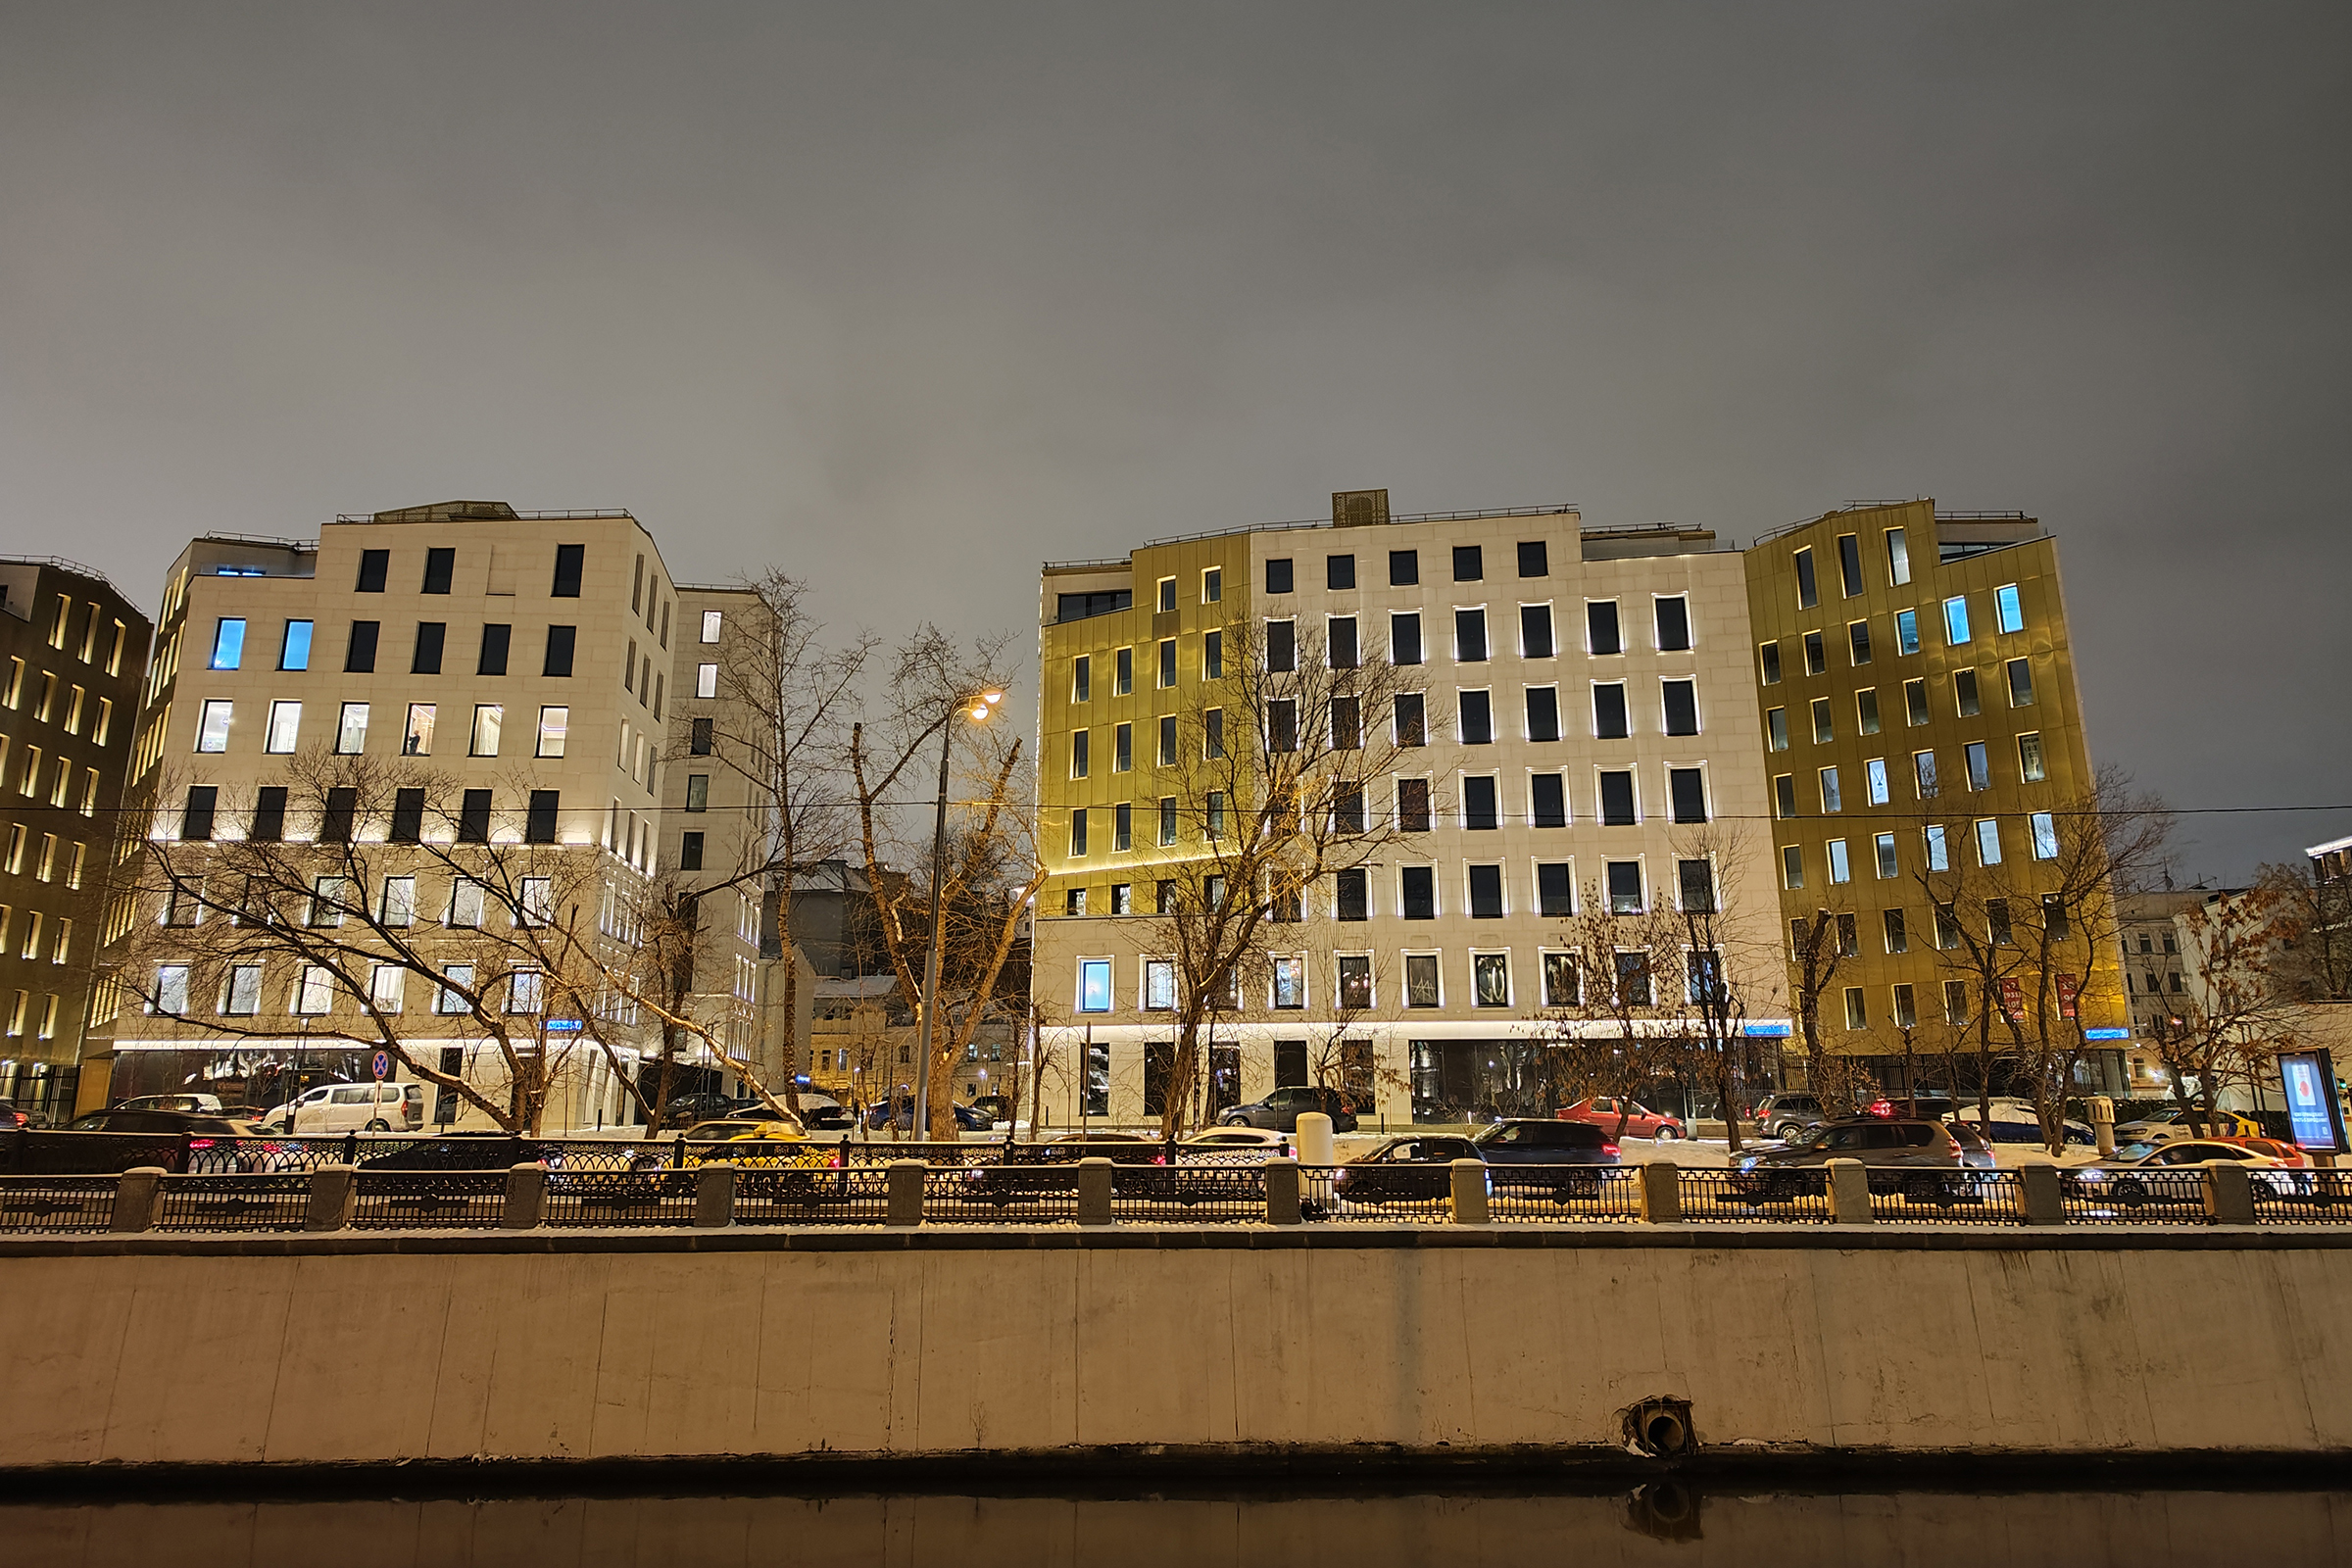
[3,1227,2349,1471]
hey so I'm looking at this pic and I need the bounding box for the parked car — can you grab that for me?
[1327,1135,1482,1206]
[263,1081,425,1135]
[1474,1119,1619,1200]
[2115,1107,2264,1144]
[114,1094,225,1114]
[863,1095,993,1133]
[357,1132,543,1170]
[0,1099,30,1131]
[1182,1127,1293,1153]
[678,1115,815,1166]
[1951,1106,2096,1149]
[1865,1093,1962,1122]
[969,1094,1017,1126]
[1754,1092,1824,1141]
[659,1093,741,1129]
[1217,1086,1358,1134]
[2065,1139,2297,1205]
[50,1109,267,1171]
[1730,1116,1993,1204]
[1557,1098,1684,1141]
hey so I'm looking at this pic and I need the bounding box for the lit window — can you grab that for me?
[196,700,232,753]
[701,610,722,643]
[2032,811,2060,860]
[209,618,245,670]
[2018,732,2046,783]
[1994,583,2023,634]
[1925,824,1949,872]
[1866,758,1889,805]
[265,700,301,754]
[1885,528,1911,586]
[1826,840,1851,884]
[1976,818,2003,865]
[1875,833,1898,879]
[335,702,368,755]
[1895,610,1920,656]
[470,705,502,758]
[696,662,717,699]
[279,619,313,670]
[1942,596,1971,645]
[405,703,436,756]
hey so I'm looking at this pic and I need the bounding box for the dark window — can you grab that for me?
[1391,612,1422,665]
[1337,868,1369,921]
[1663,679,1698,735]
[1538,861,1574,916]
[1333,784,1364,833]
[1069,808,1089,857]
[345,620,379,672]
[356,549,389,593]
[1850,620,1873,665]
[543,625,575,677]
[1594,682,1629,739]
[1794,547,1818,609]
[1328,616,1358,668]
[679,831,705,870]
[1265,619,1296,672]
[552,544,585,598]
[1275,1040,1309,1086]
[1468,864,1504,917]
[1396,778,1432,833]
[1679,858,1716,912]
[525,790,559,845]
[1804,630,1826,675]
[390,788,425,844]
[412,621,446,674]
[1452,544,1483,582]
[1520,604,1553,659]
[1144,1043,1175,1118]
[1329,696,1360,749]
[1395,694,1426,747]
[1587,600,1621,655]
[1455,608,1488,662]
[421,548,455,595]
[1525,686,1560,742]
[459,789,492,844]
[1267,700,1298,753]
[1401,865,1437,919]
[1265,558,1294,595]
[1517,540,1548,577]
[1607,860,1644,914]
[251,786,287,843]
[1760,641,1782,683]
[1463,774,1499,830]
[1327,554,1356,590]
[478,623,511,675]
[181,786,217,842]
[1669,766,1708,824]
[1389,549,1419,586]
[1531,772,1567,828]
[1056,590,1133,622]
[321,787,358,844]
[690,717,713,755]
[1838,533,1863,598]
[1599,770,1637,825]
[1458,690,1493,745]
[1654,596,1690,652]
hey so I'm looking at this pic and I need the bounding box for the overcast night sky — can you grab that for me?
[1,3,2344,882]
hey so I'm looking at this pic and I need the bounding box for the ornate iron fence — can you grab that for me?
[0,1176,118,1232]
[155,1174,310,1231]
[352,1170,509,1229]
[1862,1170,2026,1225]
[1678,1169,1837,1222]
[542,1167,701,1227]
[1488,1166,1642,1223]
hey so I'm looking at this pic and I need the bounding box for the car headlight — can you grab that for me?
[2077,1169,2105,1183]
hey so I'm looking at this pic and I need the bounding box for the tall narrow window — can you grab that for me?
[196,700,232,754]
[1759,641,1782,684]
[1811,698,1833,744]
[1866,758,1889,806]
[1895,609,1921,657]
[1826,840,1851,884]
[1598,769,1637,825]
[279,619,313,670]
[1966,741,1990,791]
[390,790,424,845]
[1875,832,1898,879]
[345,620,379,673]
[181,786,217,842]
[1455,608,1489,662]
[1402,867,1438,920]
[1467,863,1505,918]
[1396,778,1432,834]
[1976,818,2003,865]
[1803,630,1826,675]
[2018,732,2046,783]
[1069,808,1089,858]
[1158,797,1178,847]
[1914,750,1938,798]
[1203,567,1221,602]
[1943,596,1972,645]
[1112,721,1131,772]
[536,706,568,759]
[356,549,389,593]
[1886,527,1911,586]
[1848,620,1872,666]
[2006,659,2035,707]
[1265,620,1296,673]
[2031,811,2060,860]
[1158,639,1176,687]
[1462,774,1499,831]
[1394,694,1425,747]
[422,547,456,595]
[1955,668,1981,717]
[552,544,585,597]
[1995,583,2024,634]
[525,791,559,845]
[412,621,446,674]
[1793,547,1818,610]
[1925,824,1949,872]
[1884,908,1908,954]
[1390,612,1423,665]
[1774,775,1796,818]
[1819,766,1842,814]
[1525,686,1560,742]
[478,622,511,675]
[1587,601,1621,655]
[1328,616,1358,669]
[1668,767,1706,824]
[1539,862,1575,915]
[1202,630,1222,680]
[1203,708,1223,760]
[1594,682,1629,740]
[543,625,576,677]
[1458,690,1493,745]
[470,704,503,757]
[1857,688,1882,735]
[1766,708,1788,752]
[209,618,245,670]
[1837,533,1862,598]
[1662,679,1698,736]
[1531,772,1567,828]
[1606,860,1644,914]
[404,703,435,756]
[1267,700,1298,753]
[336,703,368,755]
[1070,729,1090,778]
[1653,595,1690,652]
[1520,604,1554,659]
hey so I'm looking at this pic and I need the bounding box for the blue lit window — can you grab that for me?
[280,619,313,671]
[1894,609,1920,656]
[1994,583,2024,634]
[1078,958,1112,1014]
[209,618,245,670]
[1942,596,1971,646]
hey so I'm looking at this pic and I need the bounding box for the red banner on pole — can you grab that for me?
[2055,975,2079,1019]
[2000,978,2025,1022]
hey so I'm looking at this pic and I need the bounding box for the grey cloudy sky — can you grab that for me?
[2,2,2345,880]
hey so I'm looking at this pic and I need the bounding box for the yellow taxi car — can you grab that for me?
[676,1114,828,1168]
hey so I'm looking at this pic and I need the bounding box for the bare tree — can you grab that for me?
[1668,824,1770,1152]
[2145,883,2302,1135]
[848,627,1044,1138]
[1786,903,1855,1119]
[1128,617,1432,1139]
[683,570,875,1107]
[116,754,640,1133]
[2260,858,2352,1004]
[1543,888,1693,1143]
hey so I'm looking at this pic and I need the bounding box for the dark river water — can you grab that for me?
[3,1486,2346,1567]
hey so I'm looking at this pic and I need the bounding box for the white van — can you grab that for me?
[268,1082,424,1135]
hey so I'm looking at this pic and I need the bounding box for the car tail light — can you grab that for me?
[1153,1153,1166,1165]
[1603,1143,1620,1158]
[189,1139,214,1151]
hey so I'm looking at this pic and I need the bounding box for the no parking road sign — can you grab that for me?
[371,1051,390,1082]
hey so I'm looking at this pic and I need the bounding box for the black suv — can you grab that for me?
[1218,1086,1357,1134]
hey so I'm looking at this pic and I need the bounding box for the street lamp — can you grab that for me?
[914,687,1004,1134]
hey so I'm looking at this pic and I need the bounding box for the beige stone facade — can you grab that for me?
[1032,500,1788,1129]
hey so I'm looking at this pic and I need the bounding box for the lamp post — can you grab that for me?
[914,688,1003,1136]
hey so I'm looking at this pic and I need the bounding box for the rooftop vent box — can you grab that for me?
[1332,489,1390,528]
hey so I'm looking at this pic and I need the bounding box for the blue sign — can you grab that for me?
[2083,1027,2130,1041]
[370,1051,390,1081]
[545,1019,584,1033]
[2279,1053,2341,1152]
[1742,1021,1791,1038]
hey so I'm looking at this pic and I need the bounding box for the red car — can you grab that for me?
[1557,1097,1686,1141]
